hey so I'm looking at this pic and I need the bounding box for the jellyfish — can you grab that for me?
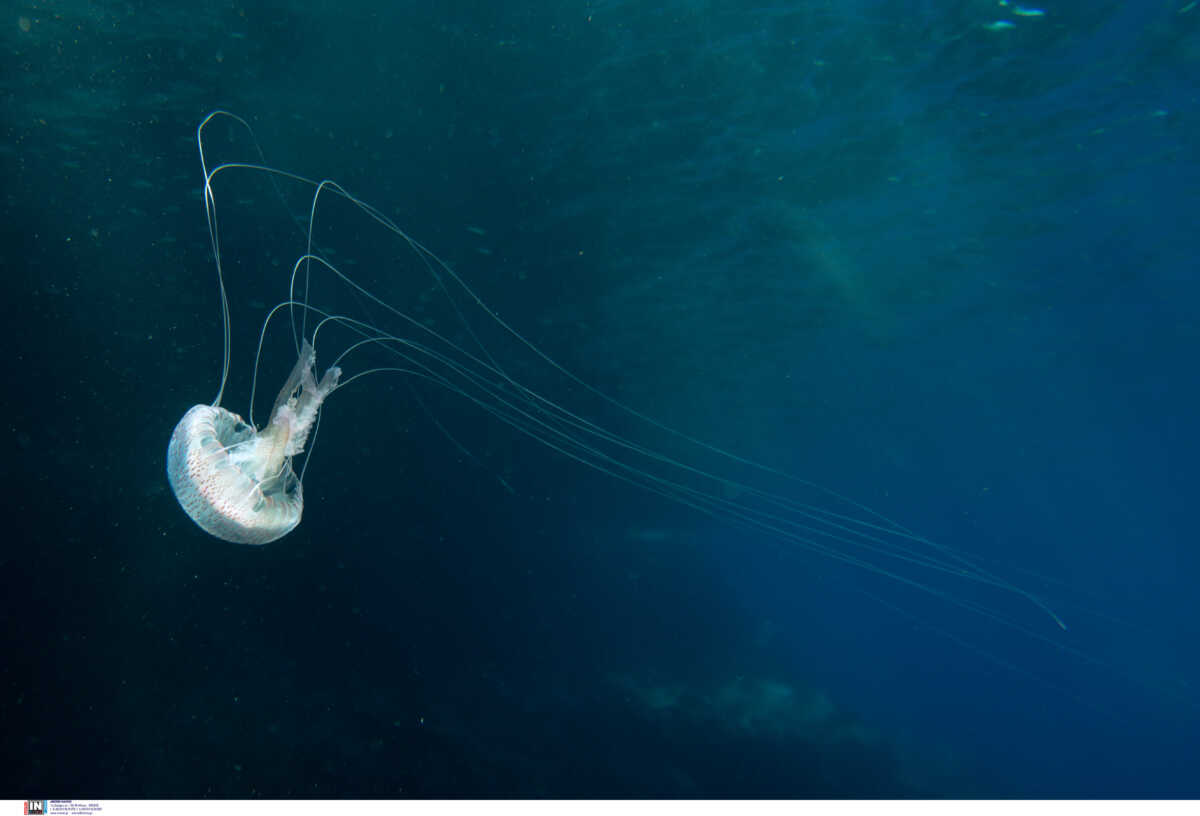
[166,111,1063,630]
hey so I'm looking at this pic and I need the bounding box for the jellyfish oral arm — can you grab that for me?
[226,354,340,485]
[274,342,341,458]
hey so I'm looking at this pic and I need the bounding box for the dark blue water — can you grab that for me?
[2,0,1197,798]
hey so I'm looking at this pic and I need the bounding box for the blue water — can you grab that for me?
[2,0,1197,798]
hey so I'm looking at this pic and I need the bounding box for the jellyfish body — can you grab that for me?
[167,340,340,545]
[160,110,1067,635]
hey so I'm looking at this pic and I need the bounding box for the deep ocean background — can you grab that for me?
[2,0,1199,798]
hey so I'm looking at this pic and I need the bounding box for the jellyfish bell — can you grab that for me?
[167,340,340,545]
